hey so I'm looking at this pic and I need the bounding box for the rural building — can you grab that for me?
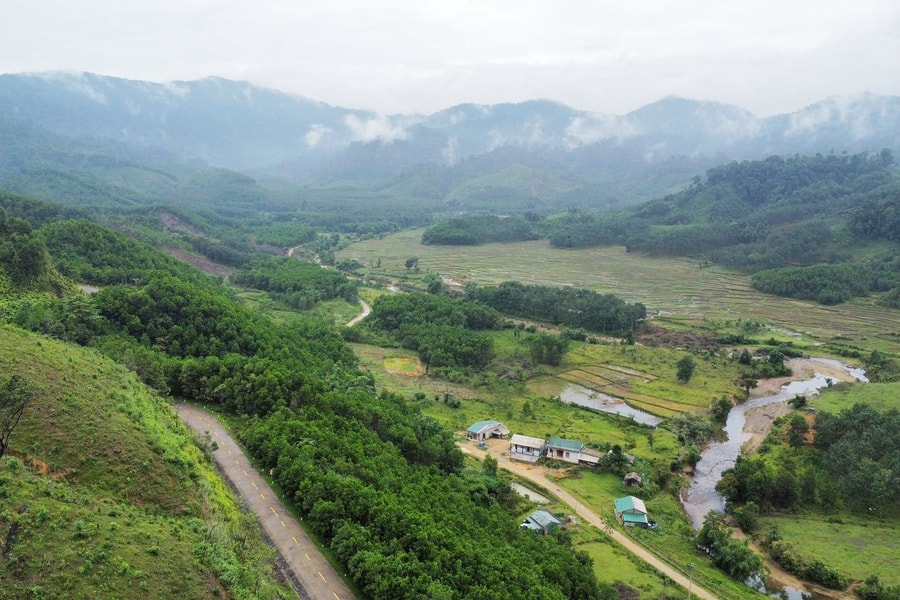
[466,420,510,441]
[614,495,649,527]
[547,436,585,464]
[520,509,562,535]
[509,434,546,463]
[578,447,602,467]
[623,472,643,487]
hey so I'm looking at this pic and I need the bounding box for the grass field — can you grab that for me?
[758,513,900,586]
[814,381,900,414]
[337,230,900,355]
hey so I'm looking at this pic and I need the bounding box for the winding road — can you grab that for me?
[175,404,356,600]
[458,442,717,600]
[346,299,371,327]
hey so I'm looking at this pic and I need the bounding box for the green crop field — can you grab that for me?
[338,230,900,355]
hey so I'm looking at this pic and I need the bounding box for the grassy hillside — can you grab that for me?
[0,324,292,600]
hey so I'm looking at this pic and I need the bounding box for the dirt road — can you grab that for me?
[458,441,717,600]
[346,299,371,327]
[175,404,355,600]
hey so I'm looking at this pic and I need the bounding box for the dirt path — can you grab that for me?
[175,404,355,600]
[346,299,371,327]
[457,441,717,600]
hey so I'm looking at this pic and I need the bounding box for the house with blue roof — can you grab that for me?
[466,420,510,441]
[520,509,562,535]
[614,495,649,527]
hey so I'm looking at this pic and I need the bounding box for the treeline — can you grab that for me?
[718,404,900,513]
[39,219,219,289]
[1,212,606,599]
[422,214,540,245]
[546,152,900,278]
[232,257,358,309]
[368,293,502,370]
[751,256,899,305]
[0,207,56,288]
[467,281,646,335]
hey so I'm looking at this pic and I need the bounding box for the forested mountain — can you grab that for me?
[2,72,899,216]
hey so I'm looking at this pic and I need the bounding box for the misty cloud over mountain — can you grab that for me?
[1,72,898,184]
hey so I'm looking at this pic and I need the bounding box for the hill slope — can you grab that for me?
[0,324,292,600]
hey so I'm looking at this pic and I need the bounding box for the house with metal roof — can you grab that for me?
[466,420,510,441]
[547,436,584,464]
[520,509,562,535]
[509,434,546,463]
[614,495,649,527]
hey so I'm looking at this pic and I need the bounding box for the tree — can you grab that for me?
[0,374,34,459]
[740,376,758,398]
[787,413,810,447]
[676,355,696,383]
[405,256,419,271]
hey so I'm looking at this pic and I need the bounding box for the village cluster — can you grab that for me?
[465,420,654,532]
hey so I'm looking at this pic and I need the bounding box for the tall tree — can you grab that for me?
[0,374,34,459]
[676,355,696,383]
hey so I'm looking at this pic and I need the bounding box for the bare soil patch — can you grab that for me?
[164,246,234,277]
[742,358,861,452]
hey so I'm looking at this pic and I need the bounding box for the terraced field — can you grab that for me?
[339,230,900,354]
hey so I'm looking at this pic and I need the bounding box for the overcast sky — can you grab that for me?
[3,0,899,116]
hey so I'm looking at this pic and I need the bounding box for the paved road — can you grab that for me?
[458,442,717,600]
[176,404,355,600]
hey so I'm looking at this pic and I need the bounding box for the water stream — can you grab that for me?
[681,358,867,599]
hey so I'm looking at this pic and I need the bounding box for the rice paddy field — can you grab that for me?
[338,230,900,355]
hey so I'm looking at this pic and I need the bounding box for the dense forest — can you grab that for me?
[0,195,608,599]
[542,152,900,306]
[231,256,358,309]
[421,214,540,245]
[367,292,503,371]
[467,281,646,335]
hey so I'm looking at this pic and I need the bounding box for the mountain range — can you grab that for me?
[1,71,899,213]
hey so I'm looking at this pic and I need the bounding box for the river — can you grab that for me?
[681,358,867,599]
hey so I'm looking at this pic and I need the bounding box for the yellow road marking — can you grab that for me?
[292,536,298,544]
[318,572,326,582]
[260,492,265,500]
[270,507,277,515]
[280,520,286,528]
[334,594,341,600]
[305,553,311,561]
[242,470,248,476]
[251,481,258,489]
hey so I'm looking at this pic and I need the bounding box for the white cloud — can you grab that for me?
[344,114,409,143]
[304,124,331,147]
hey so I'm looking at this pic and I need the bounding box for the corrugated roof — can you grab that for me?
[614,495,647,515]
[623,513,649,524]
[467,420,500,434]
[526,509,561,529]
[510,434,546,448]
[548,436,584,452]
